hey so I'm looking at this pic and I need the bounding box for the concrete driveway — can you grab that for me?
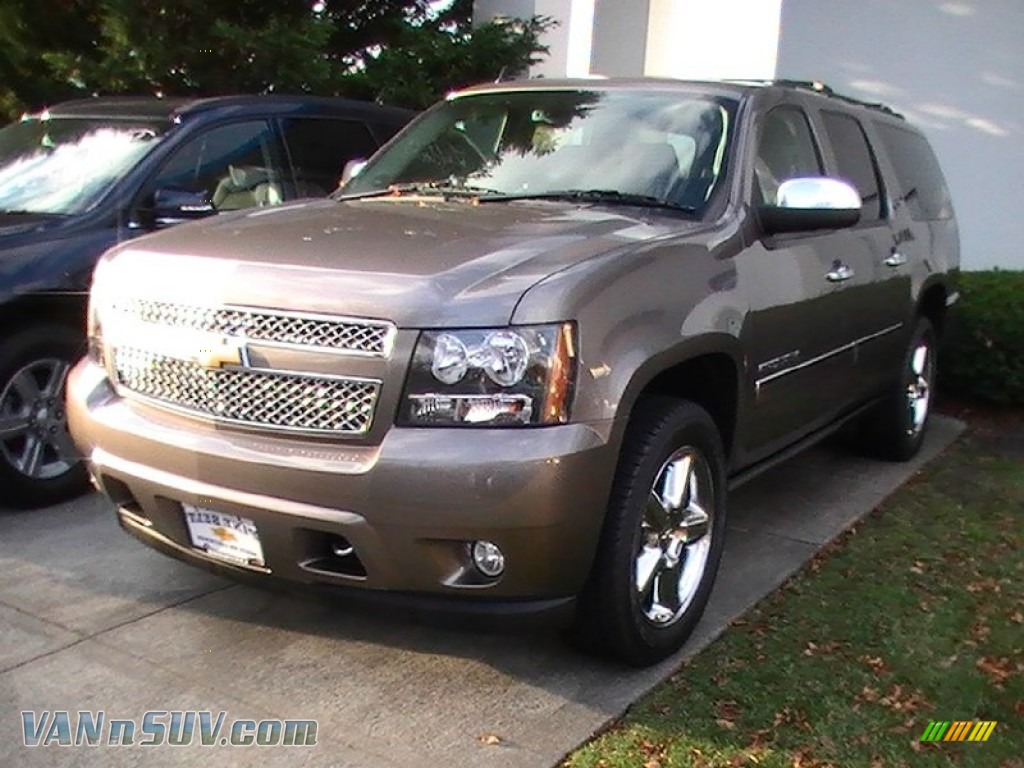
[0,417,962,768]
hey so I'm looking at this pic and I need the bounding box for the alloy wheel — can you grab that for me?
[635,446,715,627]
[905,340,933,436]
[0,358,76,480]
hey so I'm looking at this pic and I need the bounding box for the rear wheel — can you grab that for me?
[0,325,89,509]
[574,398,727,666]
[853,316,937,462]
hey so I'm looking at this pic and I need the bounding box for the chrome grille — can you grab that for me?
[112,347,379,435]
[109,299,393,357]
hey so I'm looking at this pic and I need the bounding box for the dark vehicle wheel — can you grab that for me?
[574,398,727,666]
[853,316,937,462]
[0,325,89,509]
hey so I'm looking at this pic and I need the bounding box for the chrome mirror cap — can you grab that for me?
[777,177,862,211]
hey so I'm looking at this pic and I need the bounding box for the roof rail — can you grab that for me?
[727,78,905,120]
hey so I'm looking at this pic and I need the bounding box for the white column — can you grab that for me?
[644,0,783,80]
[558,0,596,77]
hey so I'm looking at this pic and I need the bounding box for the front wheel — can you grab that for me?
[0,325,89,509]
[573,398,727,666]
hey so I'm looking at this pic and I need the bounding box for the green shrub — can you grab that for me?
[940,269,1024,405]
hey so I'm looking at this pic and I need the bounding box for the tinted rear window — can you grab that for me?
[875,123,952,220]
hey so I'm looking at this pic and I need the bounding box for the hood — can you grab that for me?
[101,197,696,327]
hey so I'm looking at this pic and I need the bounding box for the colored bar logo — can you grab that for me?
[920,720,997,742]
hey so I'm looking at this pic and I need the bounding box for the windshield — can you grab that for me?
[0,116,168,215]
[342,89,737,213]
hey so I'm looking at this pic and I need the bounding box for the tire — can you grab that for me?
[573,397,728,666]
[0,325,89,509]
[853,316,937,462]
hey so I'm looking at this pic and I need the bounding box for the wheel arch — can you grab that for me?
[613,335,743,464]
[916,278,950,339]
[0,292,88,339]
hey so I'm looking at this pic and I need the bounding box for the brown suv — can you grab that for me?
[67,79,958,665]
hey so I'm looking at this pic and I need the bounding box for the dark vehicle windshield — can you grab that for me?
[0,115,168,215]
[342,89,737,213]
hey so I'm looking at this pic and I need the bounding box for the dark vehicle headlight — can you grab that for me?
[399,323,576,426]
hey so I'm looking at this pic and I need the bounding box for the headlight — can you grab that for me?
[86,259,111,370]
[86,294,105,367]
[399,323,576,427]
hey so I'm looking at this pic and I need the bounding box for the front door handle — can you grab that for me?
[884,251,908,267]
[826,263,854,282]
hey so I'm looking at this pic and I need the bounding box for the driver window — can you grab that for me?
[147,120,283,212]
[755,107,822,205]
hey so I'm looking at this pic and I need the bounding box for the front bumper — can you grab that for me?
[67,359,618,613]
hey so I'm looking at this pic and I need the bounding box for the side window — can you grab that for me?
[820,111,883,221]
[875,123,953,220]
[280,119,380,197]
[754,107,822,205]
[149,120,283,212]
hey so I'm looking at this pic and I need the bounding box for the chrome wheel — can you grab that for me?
[0,358,76,480]
[635,446,714,627]
[905,340,933,436]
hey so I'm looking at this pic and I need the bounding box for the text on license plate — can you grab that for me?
[182,504,265,567]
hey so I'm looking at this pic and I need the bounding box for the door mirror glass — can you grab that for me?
[758,177,861,235]
[151,186,215,228]
[340,158,368,187]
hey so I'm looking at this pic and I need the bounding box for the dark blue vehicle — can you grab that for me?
[0,95,414,507]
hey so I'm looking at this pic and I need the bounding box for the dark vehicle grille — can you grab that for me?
[112,347,380,435]
[109,298,393,357]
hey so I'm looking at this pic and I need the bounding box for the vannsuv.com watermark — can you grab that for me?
[22,711,318,747]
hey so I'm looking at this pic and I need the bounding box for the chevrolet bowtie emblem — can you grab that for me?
[211,526,236,542]
[195,338,245,369]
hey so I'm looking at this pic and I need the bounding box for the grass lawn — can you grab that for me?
[565,413,1023,768]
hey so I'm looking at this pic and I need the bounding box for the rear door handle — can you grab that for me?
[884,252,907,267]
[826,263,854,282]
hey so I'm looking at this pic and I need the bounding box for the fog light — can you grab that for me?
[471,540,505,578]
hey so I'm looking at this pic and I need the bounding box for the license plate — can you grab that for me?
[182,504,265,567]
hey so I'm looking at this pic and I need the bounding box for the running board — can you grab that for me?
[727,398,881,491]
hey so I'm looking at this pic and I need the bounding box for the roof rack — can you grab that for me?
[728,79,905,120]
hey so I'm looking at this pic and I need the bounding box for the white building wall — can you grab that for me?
[644,0,782,80]
[776,0,1024,270]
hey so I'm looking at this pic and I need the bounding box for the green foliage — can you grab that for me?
[940,270,1024,405]
[343,15,551,109]
[0,1,550,119]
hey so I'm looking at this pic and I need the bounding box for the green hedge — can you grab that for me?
[940,269,1024,405]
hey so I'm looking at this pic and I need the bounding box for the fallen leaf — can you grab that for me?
[970,622,992,643]
[938,653,959,669]
[856,686,880,703]
[858,655,888,674]
[1010,611,1023,624]
[477,733,502,746]
[716,700,742,720]
[976,656,1013,685]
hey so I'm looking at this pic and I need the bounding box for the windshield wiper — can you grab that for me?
[336,181,503,202]
[479,189,696,213]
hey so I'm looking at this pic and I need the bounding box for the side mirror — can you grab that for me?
[151,187,216,228]
[757,177,861,235]
[340,158,368,187]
